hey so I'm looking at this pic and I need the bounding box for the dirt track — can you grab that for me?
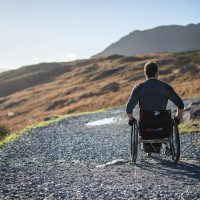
[0,106,199,199]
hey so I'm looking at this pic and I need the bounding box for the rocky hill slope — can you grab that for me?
[93,23,200,58]
[0,51,200,132]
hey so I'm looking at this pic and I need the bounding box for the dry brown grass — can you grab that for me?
[0,51,199,133]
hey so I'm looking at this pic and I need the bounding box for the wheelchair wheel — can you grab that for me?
[170,120,180,164]
[130,122,138,164]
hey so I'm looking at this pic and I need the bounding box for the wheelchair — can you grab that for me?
[130,109,180,165]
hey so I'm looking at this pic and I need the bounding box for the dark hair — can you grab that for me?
[144,62,158,78]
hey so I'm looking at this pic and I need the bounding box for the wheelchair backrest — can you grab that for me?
[139,109,172,139]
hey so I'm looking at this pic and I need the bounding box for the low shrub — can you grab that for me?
[0,123,10,140]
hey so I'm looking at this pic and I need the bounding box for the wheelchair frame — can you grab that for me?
[130,118,180,165]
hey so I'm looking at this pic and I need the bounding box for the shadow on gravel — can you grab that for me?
[137,157,200,181]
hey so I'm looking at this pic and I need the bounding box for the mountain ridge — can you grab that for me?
[93,23,200,58]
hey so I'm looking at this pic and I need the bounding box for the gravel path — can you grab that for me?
[0,106,199,199]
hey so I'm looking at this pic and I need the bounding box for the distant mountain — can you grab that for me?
[93,23,200,57]
[0,62,73,97]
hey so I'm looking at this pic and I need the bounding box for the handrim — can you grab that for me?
[170,120,180,164]
[131,122,138,164]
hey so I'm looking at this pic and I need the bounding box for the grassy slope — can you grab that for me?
[0,51,199,134]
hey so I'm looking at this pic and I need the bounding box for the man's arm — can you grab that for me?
[167,85,184,119]
[126,85,140,120]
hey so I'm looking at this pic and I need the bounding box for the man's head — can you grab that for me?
[144,61,159,79]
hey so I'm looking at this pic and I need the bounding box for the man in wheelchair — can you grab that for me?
[126,62,184,154]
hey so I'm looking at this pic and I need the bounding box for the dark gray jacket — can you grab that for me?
[126,79,184,114]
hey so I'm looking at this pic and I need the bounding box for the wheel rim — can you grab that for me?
[131,123,138,164]
[170,120,180,164]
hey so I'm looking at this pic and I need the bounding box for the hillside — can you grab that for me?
[93,23,200,58]
[0,50,200,132]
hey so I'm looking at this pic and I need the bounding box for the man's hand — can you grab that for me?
[174,117,180,125]
[128,118,137,126]
[176,109,183,120]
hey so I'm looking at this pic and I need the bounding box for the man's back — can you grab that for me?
[126,79,184,114]
[139,79,183,110]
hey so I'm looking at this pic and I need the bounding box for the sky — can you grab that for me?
[0,0,200,69]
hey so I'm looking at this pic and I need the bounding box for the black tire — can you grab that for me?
[130,122,138,164]
[170,120,180,164]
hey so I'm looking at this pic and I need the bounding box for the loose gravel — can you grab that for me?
[0,106,199,199]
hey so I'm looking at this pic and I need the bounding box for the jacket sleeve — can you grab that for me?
[126,85,140,114]
[167,85,184,109]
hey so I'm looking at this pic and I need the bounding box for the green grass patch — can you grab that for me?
[0,109,107,148]
[179,119,200,134]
